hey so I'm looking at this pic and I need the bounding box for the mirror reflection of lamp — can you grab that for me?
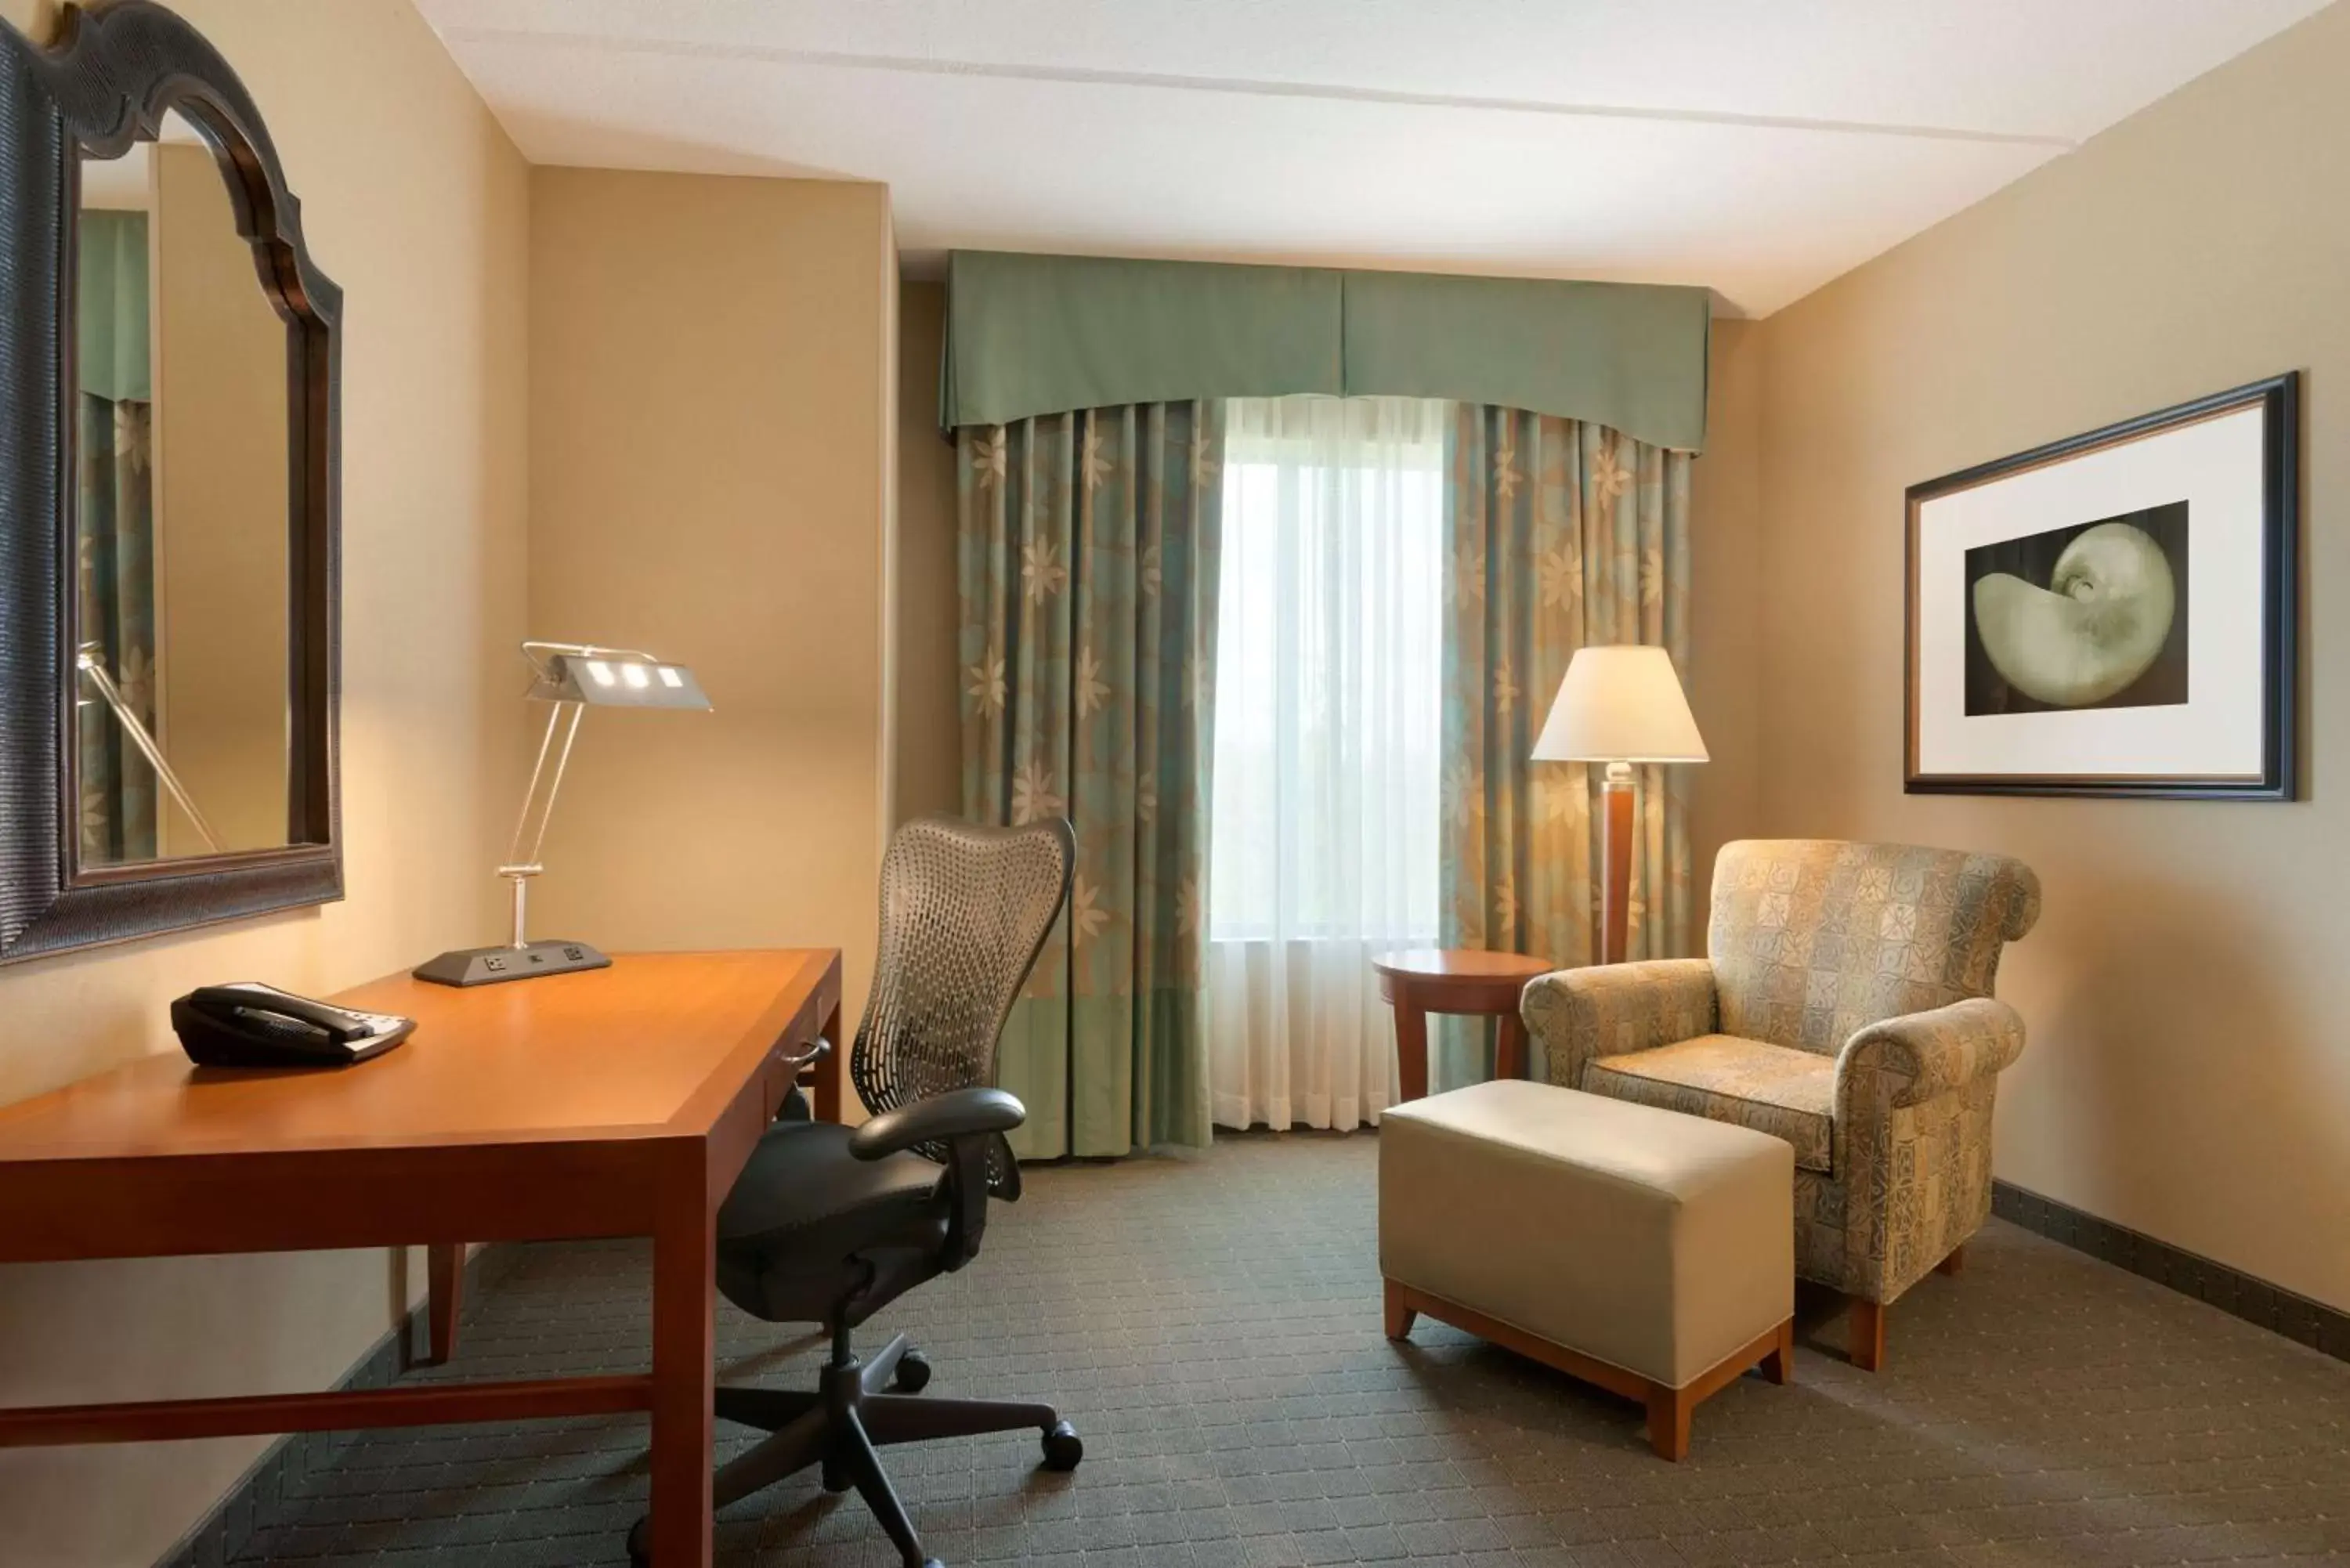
[413,640,711,988]
[75,640,224,854]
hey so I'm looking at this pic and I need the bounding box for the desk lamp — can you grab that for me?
[77,641,223,854]
[1531,645,1706,966]
[414,641,710,987]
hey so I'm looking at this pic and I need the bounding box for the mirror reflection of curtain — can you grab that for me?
[77,209,158,862]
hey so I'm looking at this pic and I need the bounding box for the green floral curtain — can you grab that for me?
[76,211,158,864]
[1437,406,1694,1088]
[956,403,1224,1158]
[77,395,159,863]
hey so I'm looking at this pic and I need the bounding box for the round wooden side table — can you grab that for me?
[1372,948,1556,1103]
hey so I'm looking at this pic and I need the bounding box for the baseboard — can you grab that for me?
[152,1244,521,1568]
[1992,1180,2348,1364]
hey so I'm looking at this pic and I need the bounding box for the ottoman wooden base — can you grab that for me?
[1385,1278,1793,1461]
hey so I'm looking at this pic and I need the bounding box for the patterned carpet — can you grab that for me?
[240,1133,2348,1566]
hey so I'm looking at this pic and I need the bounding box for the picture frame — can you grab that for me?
[1904,374,2298,800]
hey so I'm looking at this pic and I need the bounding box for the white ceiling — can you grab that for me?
[416,0,2332,317]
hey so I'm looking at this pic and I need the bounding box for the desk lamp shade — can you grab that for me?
[530,651,711,710]
[414,641,710,987]
[1531,645,1706,966]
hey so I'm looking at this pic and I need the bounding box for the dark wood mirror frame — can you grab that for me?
[0,0,341,966]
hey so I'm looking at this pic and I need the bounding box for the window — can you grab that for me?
[1208,397,1447,945]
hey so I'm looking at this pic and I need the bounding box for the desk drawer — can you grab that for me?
[760,1035,829,1121]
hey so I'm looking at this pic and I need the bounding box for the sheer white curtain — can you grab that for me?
[1207,396,1448,1131]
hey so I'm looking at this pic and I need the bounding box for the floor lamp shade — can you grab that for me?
[1531,645,1708,764]
[1531,645,1707,966]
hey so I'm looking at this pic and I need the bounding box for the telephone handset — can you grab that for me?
[170,982,415,1068]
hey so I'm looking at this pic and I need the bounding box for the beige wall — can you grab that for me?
[152,139,291,855]
[893,281,963,825]
[526,169,896,1059]
[1754,2,2350,1310]
[0,1,532,1563]
[1684,318,1764,885]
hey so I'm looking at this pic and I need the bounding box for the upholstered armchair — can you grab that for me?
[1521,840,2041,1370]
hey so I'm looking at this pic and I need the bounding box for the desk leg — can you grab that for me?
[1495,1010,1528,1083]
[1394,999,1429,1104]
[812,1002,844,1122]
[648,1155,716,1567]
[423,1244,464,1366]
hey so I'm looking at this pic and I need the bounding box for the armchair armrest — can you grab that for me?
[1520,958,1719,1089]
[1835,996,2026,1115]
[848,1086,1025,1161]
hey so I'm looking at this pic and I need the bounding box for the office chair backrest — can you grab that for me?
[848,815,1075,1181]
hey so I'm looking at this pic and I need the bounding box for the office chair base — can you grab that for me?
[626,1332,1077,1568]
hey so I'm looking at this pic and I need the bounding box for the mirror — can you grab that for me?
[74,110,296,867]
[0,1,342,968]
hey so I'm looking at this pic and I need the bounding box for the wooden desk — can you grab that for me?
[1373,947,1554,1102]
[0,948,841,1568]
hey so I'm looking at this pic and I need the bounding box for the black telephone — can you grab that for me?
[170,983,416,1068]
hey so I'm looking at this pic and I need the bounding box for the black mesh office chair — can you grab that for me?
[627,816,1079,1568]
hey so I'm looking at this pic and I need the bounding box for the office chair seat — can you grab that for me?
[715,1120,949,1326]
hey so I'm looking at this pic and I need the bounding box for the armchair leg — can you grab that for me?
[1848,1297,1886,1372]
[1936,1245,1965,1277]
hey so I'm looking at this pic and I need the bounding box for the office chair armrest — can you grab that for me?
[848,1086,1026,1162]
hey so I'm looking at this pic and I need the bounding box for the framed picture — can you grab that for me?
[1906,374,2298,800]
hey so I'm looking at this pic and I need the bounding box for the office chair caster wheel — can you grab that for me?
[624,1516,650,1566]
[822,1454,852,1492]
[1042,1420,1083,1471]
[894,1348,933,1393]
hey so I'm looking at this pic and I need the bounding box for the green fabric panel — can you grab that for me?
[74,394,158,863]
[995,992,1071,1162]
[945,251,1343,430]
[1435,405,1697,1089]
[942,251,1710,453]
[957,401,1221,1161]
[78,211,151,404]
[1068,989,1209,1156]
[1344,271,1711,453]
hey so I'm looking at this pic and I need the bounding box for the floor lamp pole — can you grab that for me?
[1600,761,1635,966]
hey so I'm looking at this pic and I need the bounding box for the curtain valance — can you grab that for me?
[941,250,1712,453]
[78,210,150,404]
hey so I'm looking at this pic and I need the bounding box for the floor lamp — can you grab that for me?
[1531,645,1708,966]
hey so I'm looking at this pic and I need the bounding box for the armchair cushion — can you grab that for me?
[1585,1035,1837,1174]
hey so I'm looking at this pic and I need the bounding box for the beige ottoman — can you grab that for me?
[1380,1079,1794,1460]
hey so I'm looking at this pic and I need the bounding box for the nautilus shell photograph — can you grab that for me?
[1964,502,2189,714]
[1905,372,2296,800]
